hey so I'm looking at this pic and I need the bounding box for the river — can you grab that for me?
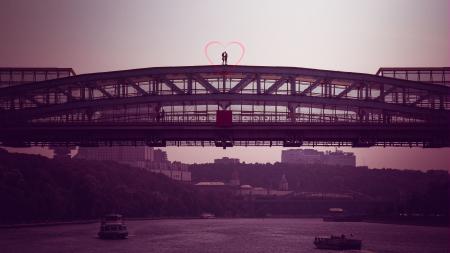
[0,218,448,253]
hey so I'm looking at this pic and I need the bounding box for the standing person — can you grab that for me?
[222,51,228,65]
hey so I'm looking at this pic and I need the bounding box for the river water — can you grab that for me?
[0,219,448,253]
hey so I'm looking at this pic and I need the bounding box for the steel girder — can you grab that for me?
[1,66,448,112]
[0,123,448,148]
[1,65,449,94]
[1,94,447,120]
[0,65,449,147]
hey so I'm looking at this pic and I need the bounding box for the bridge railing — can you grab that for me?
[29,111,432,125]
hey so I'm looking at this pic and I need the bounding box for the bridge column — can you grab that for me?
[358,109,367,123]
[430,95,435,109]
[288,104,297,123]
[379,84,385,102]
[45,89,50,104]
[382,111,391,124]
[256,74,261,94]
[289,77,296,95]
[79,85,84,100]
[365,84,369,99]
[324,82,332,97]
[187,76,193,94]
[88,86,93,100]
[222,75,226,93]
[402,88,406,104]
[152,80,158,95]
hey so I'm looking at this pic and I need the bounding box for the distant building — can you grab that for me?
[282,149,322,165]
[325,150,356,167]
[74,147,191,182]
[281,149,356,167]
[279,174,289,191]
[194,181,230,192]
[148,161,191,182]
[237,185,292,197]
[154,149,168,163]
[214,157,240,164]
[74,146,154,168]
[195,182,226,186]
[229,169,240,186]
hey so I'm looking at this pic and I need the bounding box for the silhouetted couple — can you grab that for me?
[222,51,228,65]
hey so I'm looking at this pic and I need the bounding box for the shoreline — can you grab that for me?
[1,216,448,229]
[363,217,449,228]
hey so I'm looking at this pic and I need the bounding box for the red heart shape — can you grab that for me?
[204,41,245,65]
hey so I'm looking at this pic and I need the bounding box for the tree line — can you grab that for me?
[0,149,448,224]
[0,150,233,224]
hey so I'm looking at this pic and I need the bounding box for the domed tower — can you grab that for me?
[279,173,289,191]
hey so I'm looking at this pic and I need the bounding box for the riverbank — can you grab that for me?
[2,215,448,229]
[0,220,100,229]
[0,216,206,229]
[364,216,449,227]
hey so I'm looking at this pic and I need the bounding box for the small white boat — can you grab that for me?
[98,214,128,239]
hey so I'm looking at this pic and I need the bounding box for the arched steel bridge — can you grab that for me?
[0,65,449,148]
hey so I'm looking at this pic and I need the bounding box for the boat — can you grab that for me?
[314,235,362,250]
[200,212,216,219]
[98,214,129,239]
[323,207,363,222]
[322,216,363,222]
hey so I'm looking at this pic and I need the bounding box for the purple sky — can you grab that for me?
[1,0,449,171]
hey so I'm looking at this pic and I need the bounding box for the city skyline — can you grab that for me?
[4,146,449,171]
[1,0,449,171]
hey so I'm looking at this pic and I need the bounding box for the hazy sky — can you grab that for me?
[1,0,449,170]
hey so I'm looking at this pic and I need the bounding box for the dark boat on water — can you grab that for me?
[314,235,362,250]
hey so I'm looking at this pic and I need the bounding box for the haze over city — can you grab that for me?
[1,1,449,252]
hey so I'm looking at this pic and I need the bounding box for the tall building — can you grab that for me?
[279,173,289,191]
[75,146,154,168]
[325,150,356,167]
[74,147,191,182]
[214,157,240,164]
[281,149,356,167]
[229,169,240,186]
[282,149,322,165]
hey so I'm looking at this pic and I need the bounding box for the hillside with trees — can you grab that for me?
[190,162,449,217]
[0,149,232,224]
[0,149,448,224]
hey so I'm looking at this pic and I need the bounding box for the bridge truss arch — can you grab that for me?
[0,65,449,147]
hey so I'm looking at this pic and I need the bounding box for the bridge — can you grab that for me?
[0,66,449,148]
